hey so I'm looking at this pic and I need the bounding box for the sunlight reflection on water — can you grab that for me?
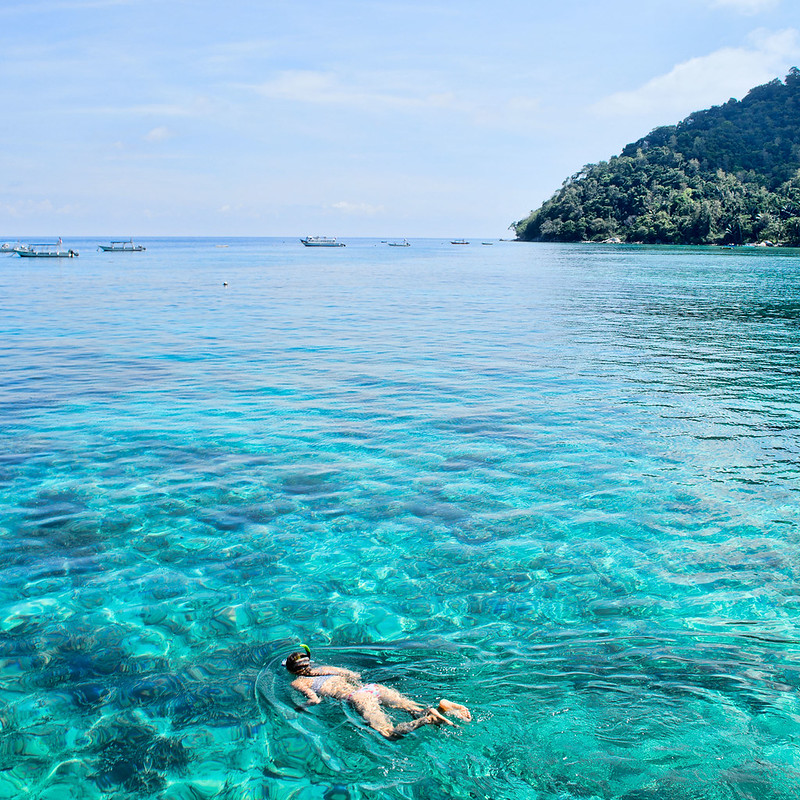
[1,240,800,799]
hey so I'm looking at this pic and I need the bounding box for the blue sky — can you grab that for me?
[1,0,798,237]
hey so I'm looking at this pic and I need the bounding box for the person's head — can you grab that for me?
[284,645,312,674]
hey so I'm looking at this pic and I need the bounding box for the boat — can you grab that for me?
[450,239,469,245]
[98,238,145,252]
[300,236,346,247]
[17,241,78,258]
[1,242,29,254]
[481,242,494,245]
[388,239,410,247]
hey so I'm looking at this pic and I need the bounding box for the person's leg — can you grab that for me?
[351,696,451,739]
[389,708,450,739]
[353,698,396,738]
[372,684,425,716]
[370,684,471,724]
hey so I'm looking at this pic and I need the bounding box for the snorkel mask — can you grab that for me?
[281,643,312,669]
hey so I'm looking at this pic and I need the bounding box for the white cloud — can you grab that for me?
[593,28,799,120]
[144,126,172,143]
[469,95,544,132]
[329,201,385,216]
[0,197,79,221]
[91,97,215,118]
[249,70,456,112]
[0,0,132,14]
[708,0,779,14]
[247,69,545,133]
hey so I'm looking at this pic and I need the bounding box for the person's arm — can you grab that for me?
[291,679,322,705]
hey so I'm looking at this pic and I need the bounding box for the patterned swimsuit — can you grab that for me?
[346,683,381,702]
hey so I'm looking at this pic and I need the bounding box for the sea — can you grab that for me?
[1,237,799,800]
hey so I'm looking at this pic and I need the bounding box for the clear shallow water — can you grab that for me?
[1,238,800,799]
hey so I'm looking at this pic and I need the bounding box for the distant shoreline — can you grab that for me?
[511,238,800,249]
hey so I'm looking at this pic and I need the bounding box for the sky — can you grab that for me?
[0,0,798,238]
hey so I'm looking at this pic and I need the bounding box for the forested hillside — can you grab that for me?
[513,68,800,245]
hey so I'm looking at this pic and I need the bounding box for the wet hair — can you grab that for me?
[284,651,311,674]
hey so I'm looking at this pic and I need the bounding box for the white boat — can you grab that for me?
[1,242,29,254]
[450,239,469,245]
[17,241,78,258]
[388,239,410,247]
[300,236,346,247]
[98,238,145,252]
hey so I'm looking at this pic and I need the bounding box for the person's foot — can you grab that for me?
[426,707,454,726]
[438,699,472,721]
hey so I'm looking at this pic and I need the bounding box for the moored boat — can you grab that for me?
[98,238,145,252]
[17,241,78,258]
[388,239,410,247]
[1,242,30,254]
[300,236,346,247]
[450,239,469,245]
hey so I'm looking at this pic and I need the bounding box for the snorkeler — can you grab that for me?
[283,645,472,740]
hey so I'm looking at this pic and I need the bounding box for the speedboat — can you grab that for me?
[300,236,346,247]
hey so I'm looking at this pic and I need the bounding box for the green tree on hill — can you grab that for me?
[513,69,800,246]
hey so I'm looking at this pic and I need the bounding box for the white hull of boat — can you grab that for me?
[18,250,79,258]
[300,237,346,247]
[98,245,145,252]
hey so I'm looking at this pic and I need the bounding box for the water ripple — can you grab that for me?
[1,240,800,798]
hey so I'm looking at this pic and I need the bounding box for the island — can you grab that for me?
[513,68,800,246]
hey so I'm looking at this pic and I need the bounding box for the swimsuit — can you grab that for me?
[346,683,381,702]
[310,674,337,692]
[306,674,381,702]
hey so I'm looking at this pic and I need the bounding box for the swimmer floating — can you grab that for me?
[283,647,472,740]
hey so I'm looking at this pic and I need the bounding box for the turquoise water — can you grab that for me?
[1,238,800,799]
